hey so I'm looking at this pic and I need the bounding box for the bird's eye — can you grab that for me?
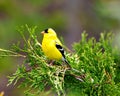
[44,29,48,33]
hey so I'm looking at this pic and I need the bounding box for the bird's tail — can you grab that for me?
[64,59,72,69]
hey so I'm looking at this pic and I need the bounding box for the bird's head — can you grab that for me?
[41,28,57,38]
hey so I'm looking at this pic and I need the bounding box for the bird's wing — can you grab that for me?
[54,37,64,57]
[55,40,71,69]
[55,42,71,69]
[55,43,65,59]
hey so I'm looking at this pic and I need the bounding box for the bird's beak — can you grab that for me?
[41,31,45,35]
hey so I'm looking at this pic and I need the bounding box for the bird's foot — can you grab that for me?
[48,60,55,66]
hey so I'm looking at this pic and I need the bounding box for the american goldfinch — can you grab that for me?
[41,28,71,68]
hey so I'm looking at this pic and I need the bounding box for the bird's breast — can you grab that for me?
[42,39,62,60]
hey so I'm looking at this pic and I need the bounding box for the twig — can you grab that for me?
[0,55,26,58]
[0,48,26,58]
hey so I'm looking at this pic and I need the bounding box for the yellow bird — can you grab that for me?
[41,28,71,68]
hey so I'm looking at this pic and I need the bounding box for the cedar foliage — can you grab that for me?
[0,25,120,96]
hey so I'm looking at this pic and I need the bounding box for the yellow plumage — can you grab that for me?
[41,28,63,60]
[41,29,81,72]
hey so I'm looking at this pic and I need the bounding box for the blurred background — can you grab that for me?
[0,0,120,96]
